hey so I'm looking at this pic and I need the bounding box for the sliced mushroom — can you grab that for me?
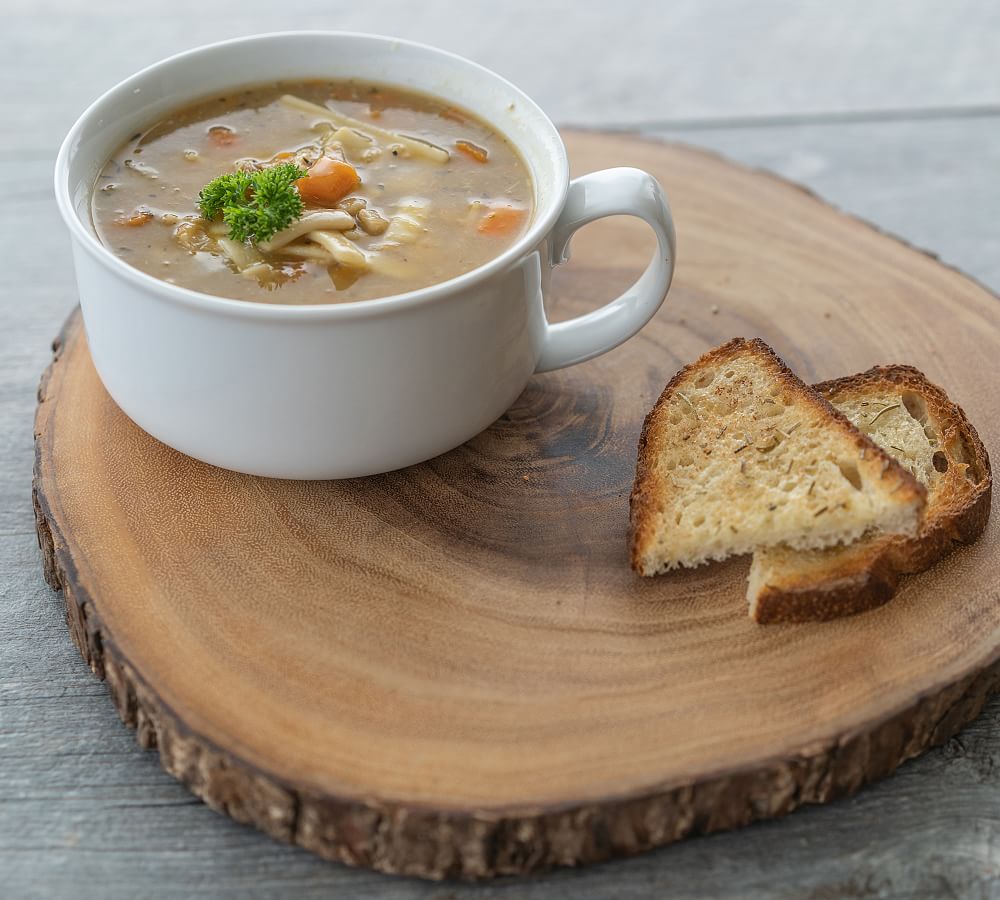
[357,208,390,235]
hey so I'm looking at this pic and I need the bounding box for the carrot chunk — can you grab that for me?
[455,139,489,163]
[115,209,154,227]
[477,205,527,235]
[295,157,361,207]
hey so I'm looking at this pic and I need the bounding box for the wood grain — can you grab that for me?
[32,132,1000,880]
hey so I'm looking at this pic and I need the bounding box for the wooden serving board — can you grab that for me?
[34,131,1000,881]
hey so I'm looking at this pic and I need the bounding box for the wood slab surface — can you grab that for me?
[33,131,1000,880]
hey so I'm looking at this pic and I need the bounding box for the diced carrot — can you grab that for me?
[477,205,527,235]
[295,157,361,206]
[368,107,382,120]
[115,209,154,227]
[455,139,489,163]
[273,151,295,160]
[207,125,238,147]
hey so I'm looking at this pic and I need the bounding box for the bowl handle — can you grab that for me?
[535,167,676,373]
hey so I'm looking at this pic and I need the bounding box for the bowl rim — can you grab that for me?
[54,30,569,321]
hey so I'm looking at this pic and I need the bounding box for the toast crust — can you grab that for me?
[751,365,992,624]
[629,340,926,574]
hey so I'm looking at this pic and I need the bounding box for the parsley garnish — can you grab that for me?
[197,164,306,244]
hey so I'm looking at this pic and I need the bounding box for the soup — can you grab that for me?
[92,80,534,304]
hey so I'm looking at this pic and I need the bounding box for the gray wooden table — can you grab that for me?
[4,2,1000,897]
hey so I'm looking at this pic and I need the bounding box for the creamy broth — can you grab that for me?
[92,80,533,304]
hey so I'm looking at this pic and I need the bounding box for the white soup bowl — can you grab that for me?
[55,31,676,478]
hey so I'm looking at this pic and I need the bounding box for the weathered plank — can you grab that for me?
[4,0,1000,150]
[660,117,1000,291]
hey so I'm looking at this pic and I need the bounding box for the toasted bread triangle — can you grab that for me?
[749,365,992,622]
[630,339,926,575]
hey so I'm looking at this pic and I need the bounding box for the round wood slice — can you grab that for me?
[34,131,1000,881]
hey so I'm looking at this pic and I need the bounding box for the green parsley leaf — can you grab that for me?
[197,163,306,244]
[196,170,252,220]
